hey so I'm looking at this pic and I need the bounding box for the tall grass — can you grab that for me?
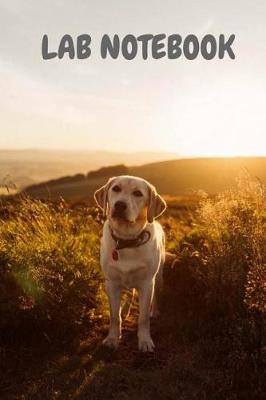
[198,173,265,315]
[0,197,104,340]
[162,173,265,351]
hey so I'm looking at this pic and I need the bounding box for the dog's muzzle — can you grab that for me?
[112,201,127,219]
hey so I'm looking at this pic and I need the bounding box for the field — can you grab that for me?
[0,174,265,400]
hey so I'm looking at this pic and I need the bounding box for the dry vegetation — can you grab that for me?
[0,175,265,400]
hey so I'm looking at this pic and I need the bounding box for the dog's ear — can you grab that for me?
[147,182,166,223]
[94,177,116,217]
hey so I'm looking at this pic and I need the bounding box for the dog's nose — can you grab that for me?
[114,201,127,212]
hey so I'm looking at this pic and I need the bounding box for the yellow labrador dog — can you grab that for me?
[94,175,166,352]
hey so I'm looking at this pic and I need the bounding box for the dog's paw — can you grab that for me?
[138,336,155,352]
[102,335,119,349]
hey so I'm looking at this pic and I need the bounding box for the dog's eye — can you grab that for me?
[133,190,143,197]
[112,185,121,193]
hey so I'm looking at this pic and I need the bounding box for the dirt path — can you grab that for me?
[1,302,265,400]
[1,310,200,400]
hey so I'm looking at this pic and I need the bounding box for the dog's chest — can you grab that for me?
[102,247,158,288]
[100,221,164,288]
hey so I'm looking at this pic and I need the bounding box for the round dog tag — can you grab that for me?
[112,249,119,261]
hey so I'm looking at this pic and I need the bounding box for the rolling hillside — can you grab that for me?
[0,149,178,191]
[23,157,266,202]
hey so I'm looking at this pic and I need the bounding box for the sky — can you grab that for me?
[0,0,265,156]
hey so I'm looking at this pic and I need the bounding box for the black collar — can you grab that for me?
[110,227,151,251]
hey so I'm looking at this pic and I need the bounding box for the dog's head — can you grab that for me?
[94,175,166,236]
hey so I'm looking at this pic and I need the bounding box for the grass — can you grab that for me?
[0,175,265,400]
[0,197,105,342]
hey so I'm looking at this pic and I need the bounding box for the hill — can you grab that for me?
[132,157,266,194]
[0,149,178,191]
[23,157,266,202]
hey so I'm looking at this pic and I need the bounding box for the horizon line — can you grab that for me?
[0,148,265,158]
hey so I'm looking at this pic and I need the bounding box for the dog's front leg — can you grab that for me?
[137,281,155,352]
[103,280,122,349]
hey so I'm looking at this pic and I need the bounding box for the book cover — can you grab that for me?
[0,2,265,399]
